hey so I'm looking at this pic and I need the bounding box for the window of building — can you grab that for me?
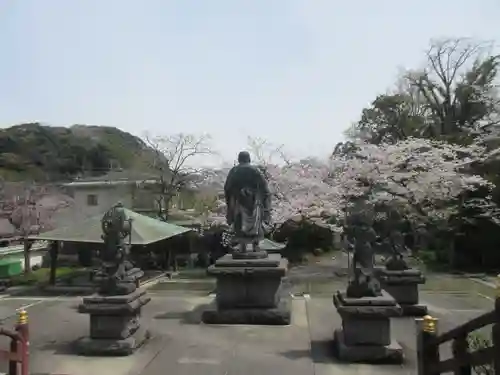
[87,194,99,206]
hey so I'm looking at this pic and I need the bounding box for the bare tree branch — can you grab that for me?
[142,133,214,221]
[246,136,291,166]
[405,38,499,138]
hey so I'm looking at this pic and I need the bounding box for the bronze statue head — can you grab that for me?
[237,151,251,164]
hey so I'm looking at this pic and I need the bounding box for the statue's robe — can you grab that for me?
[345,200,382,297]
[224,163,270,242]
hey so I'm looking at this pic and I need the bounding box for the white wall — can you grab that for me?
[20,254,43,270]
[70,185,133,219]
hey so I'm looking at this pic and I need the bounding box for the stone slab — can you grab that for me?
[334,329,404,364]
[375,267,425,284]
[335,290,397,306]
[208,256,288,277]
[333,290,402,318]
[201,295,291,325]
[400,304,428,317]
[78,294,151,315]
[209,266,287,277]
[74,326,150,356]
[82,289,147,304]
[214,253,282,268]
[232,251,268,259]
[382,276,425,285]
[377,267,422,276]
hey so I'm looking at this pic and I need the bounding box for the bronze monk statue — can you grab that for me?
[224,151,271,253]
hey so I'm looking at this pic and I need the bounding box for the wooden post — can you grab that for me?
[15,309,29,375]
[417,315,439,375]
[8,332,17,375]
[451,333,471,375]
[493,274,500,375]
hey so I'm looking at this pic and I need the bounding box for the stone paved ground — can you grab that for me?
[0,286,494,375]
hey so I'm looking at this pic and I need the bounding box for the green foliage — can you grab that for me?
[10,266,80,285]
[415,250,437,265]
[354,93,427,144]
[0,123,154,181]
[467,332,494,375]
[273,218,336,264]
[348,39,499,146]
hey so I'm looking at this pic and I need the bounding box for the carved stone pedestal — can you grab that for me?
[333,290,404,363]
[75,288,151,356]
[375,267,427,316]
[201,252,291,325]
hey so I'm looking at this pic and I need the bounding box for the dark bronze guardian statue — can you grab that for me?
[96,202,141,295]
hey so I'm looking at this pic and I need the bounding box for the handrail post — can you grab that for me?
[493,275,500,375]
[417,315,439,375]
[8,333,17,375]
[451,333,470,375]
[15,309,29,375]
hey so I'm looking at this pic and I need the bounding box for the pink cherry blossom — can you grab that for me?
[197,137,491,229]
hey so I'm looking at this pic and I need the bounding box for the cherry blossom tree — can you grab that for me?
[198,157,344,229]
[199,137,492,239]
[329,137,492,222]
[8,184,72,273]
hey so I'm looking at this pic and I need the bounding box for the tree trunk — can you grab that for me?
[172,249,178,272]
[163,203,170,221]
[23,240,33,274]
[166,249,171,271]
[447,236,456,269]
[49,241,59,285]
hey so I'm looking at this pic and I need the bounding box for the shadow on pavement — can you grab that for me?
[154,303,208,324]
[38,338,79,355]
[279,339,336,364]
[280,338,409,365]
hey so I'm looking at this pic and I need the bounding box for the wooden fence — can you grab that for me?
[417,288,499,374]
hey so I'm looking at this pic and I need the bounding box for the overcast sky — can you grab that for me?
[0,0,498,165]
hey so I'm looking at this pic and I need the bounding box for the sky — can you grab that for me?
[0,0,499,166]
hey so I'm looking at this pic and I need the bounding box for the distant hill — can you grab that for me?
[0,123,156,181]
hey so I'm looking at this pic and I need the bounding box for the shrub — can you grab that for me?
[467,332,493,375]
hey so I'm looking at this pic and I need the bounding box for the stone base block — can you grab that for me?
[78,289,151,315]
[383,283,420,306]
[400,304,428,317]
[209,254,288,310]
[232,251,268,259]
[75,326,150,356]
[201,296,291,325]
[90,314,140,339]
[334,329,403,364]
[375,267,425,306]
[333,290,401,347]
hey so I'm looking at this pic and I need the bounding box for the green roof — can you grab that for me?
[29,208,191,245]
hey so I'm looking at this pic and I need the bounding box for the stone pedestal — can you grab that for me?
[333,290,404,363]
[201,252,290,325]
[375,267,427,316]
[75,288,151,356]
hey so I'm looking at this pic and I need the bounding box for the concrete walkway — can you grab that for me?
[0,287,493,375]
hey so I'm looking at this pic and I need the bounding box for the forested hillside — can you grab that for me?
[0,123,153,181]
